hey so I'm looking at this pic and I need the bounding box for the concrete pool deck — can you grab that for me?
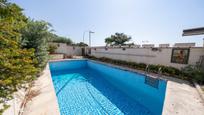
[163,79,204,115]
[23,64,60,115]
[23,59,204,115]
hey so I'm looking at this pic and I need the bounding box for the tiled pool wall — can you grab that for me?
[49,60,167,115]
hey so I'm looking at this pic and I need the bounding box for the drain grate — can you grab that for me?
[145,76,159,88]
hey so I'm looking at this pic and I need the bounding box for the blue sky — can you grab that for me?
[11,0,204,46]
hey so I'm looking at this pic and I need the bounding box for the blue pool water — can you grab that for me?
[49,60,167,115]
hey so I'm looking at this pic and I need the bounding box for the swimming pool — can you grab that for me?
[49,60,167,115]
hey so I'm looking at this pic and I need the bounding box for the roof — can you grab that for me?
[182,27,204,36]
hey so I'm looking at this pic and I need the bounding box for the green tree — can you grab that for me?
[20,20,52,69]
[74,42,88,47]
[48,44,57,54]
[105,33,131,46]
[48,33,73,45]
[0,0,38,113]
[105,37,113,46]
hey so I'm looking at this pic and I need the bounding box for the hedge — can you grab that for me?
[85,55,199,82]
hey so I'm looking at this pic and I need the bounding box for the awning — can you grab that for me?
[182,27,204,36]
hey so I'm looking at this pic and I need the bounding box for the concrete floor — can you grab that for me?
[163,78,204,115]
[23,64,60,115]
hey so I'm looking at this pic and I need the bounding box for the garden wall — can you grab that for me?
[90,47,204,69]
[50,43,82,56]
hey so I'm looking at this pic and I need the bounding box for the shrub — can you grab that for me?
[20,20,51,69]
[194,71,204,84]
[51,36,72,45]
[181,65,204,84]
[87,56,199,83]
[74,42,88,47]
[0,1,38,113]
[137,63,147,70]
[48,44,57,54]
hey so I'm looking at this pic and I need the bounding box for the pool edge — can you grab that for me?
[23,64,61,115]
[85,59,204,115]
[48,59,204,115]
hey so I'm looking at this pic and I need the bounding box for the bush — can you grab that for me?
[20,20,51,69]
[52,36,72,45]
[181,65,204,84]
[85,56,199,82]
[137,63,147,70]
[0,1,38,113]
[148,65,159,73]
[48,44,57,54]
[162,66,181,76]
[74,42,88,47]
[194,72,204,84]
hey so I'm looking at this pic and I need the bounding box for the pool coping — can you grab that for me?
[22,64,60,115]
[194,82,204,102]
[43,59,204,115]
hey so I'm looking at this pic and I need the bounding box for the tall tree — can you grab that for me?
[48,33,73,45]
[105,33,131,46]
[20,20,52,69]
[105,37,113,46]
[74,42,88,47]
[0,0,38,112]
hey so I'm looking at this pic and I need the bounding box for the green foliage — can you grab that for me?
[0,1,73,113]
[20,19,51,69]
[181,65,204,84]
[105,33,131,46]
[0,104,10,114]
[49,33,73,45]
[105,37,114,46]
[52,36,72,45]
[85,56,199,82]
[0,0,38,113]
[74,42,88,47]
[48,44,57,54]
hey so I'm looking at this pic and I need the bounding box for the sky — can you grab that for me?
[11,0,204,46]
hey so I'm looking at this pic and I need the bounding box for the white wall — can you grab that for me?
[90,47,204,69]
[51,43,82,56]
